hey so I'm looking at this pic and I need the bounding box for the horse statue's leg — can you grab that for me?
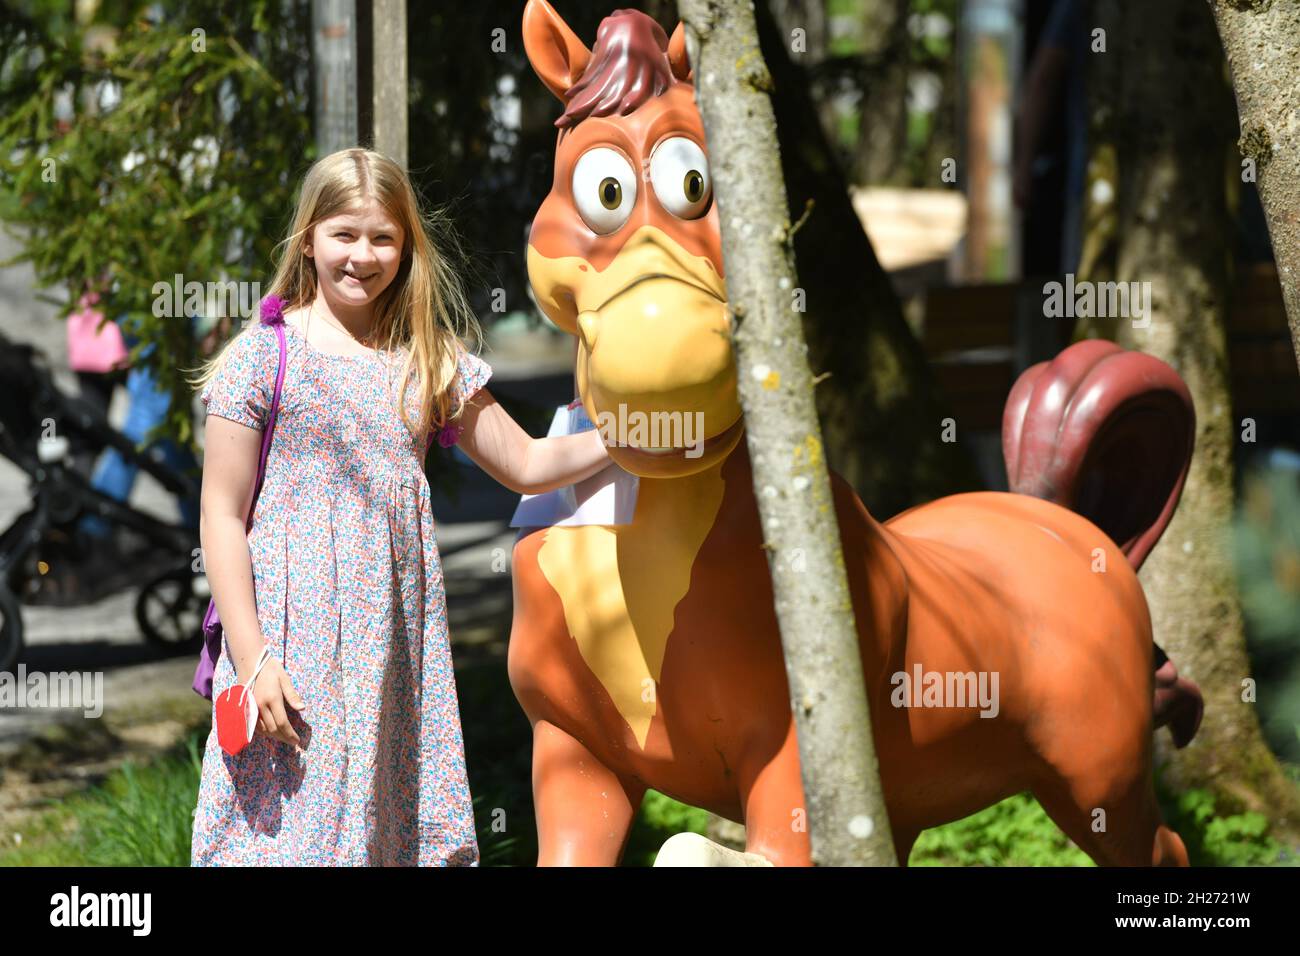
[1027,703,1189,866]
[655,699,922,866]
[532,720,645,866]
[1032,772,1189,866]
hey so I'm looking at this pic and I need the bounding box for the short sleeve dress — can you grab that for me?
[190,316,491,866]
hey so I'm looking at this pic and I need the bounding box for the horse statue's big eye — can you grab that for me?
[600,177,622,210]
[572,147,637,235]
[683,170,704,204]
[650,137,711,220]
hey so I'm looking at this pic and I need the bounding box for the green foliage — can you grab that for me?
[1158,786,1291,867]
[624,790,711,867]
[911,781,1299,867]
[910,792,1093,866]
[908,0,961,64]
[819,0,960,187]
[471,792,525,867]
[0,714,528,867]
[0,0,314,446]
[1233,457,1300,762]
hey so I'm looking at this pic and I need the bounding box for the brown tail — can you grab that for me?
[1002,340,1203,748]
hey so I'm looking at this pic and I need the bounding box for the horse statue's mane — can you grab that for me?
[557,9,684,128]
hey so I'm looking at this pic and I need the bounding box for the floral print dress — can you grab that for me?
[190,316,490,866]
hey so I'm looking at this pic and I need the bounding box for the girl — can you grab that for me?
[189,148,611,866]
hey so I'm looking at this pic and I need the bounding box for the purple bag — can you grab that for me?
[192,297,289,699]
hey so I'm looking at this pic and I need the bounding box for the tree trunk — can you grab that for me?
[1103,0,1300,841]
[848,0,911,187]
[768,0,837,168]
[678,0,897,866]
[753,0,980,519]
[1208,0,1300,372]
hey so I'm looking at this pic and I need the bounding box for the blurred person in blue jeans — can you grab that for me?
[79,314,207,543]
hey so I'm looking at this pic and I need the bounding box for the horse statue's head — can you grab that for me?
[523,0,743,478]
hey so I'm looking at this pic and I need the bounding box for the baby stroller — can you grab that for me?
[0,330,207,672]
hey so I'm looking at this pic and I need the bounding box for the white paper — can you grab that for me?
[510,403,639,527]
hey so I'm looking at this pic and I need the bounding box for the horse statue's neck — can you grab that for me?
[537,437,746,747]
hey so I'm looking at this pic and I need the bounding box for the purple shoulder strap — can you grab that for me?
[248,322,287,529]
[192,298,288,699]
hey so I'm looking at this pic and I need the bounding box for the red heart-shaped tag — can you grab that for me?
[215,686,256,756]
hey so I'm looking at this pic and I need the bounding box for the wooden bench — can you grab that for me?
[916,265,1298,431]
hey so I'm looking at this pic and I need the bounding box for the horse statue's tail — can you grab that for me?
[1002,339,1203,748]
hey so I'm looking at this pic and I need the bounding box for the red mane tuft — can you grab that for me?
[557,9,678,129]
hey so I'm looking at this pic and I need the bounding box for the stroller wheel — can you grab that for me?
[135,566,204,649]
[0,585,23,673]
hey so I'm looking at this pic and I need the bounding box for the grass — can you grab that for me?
[4,728,1296,867]
[3,653,1296,867]
[1,724,204,867]
[908,777,1300,867]
[0,719,709,867]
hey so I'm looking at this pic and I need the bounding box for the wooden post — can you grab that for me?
[313,0,359,156]
[369,0,409,169]
[959,0,1020,281]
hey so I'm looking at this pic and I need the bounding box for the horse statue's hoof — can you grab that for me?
[653,832,774,867]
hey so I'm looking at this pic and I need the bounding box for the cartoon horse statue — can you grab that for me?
[510,0,1204,866]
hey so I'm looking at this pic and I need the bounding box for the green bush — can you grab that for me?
[1159,786,1290,867]
[910,792,1093,866]
[0,0,313,446]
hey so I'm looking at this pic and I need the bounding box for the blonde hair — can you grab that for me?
[191,148,484,444]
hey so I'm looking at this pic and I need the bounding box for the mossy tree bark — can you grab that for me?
[678,0,897,866]
[1208,0,1300,371]
[1099,0,1300,842]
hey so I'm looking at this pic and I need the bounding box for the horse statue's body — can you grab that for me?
[509,0,1203,866]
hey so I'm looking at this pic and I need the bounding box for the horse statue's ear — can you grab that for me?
[668,22,692,82]
[523,0,593,103]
